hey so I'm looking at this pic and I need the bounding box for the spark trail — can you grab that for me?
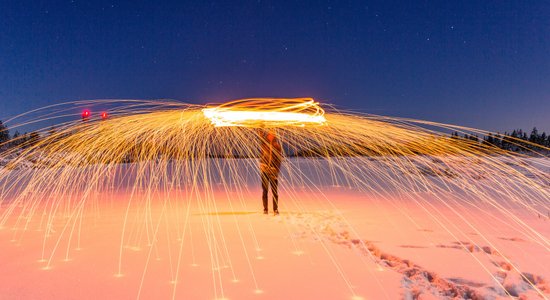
[0,98,548,299]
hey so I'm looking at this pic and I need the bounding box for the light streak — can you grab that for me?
[0,98,548,299]
[202,98,326,127]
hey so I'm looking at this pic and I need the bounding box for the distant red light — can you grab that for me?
[82,109,91,119]
[101,112,108,119]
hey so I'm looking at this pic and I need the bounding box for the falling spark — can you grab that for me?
[0,98,548,299]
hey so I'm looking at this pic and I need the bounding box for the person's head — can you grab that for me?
[257,124,267,137]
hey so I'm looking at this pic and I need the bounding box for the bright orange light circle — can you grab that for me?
[202,98,326,127]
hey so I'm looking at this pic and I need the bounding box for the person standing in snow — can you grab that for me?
[259,128,283,215]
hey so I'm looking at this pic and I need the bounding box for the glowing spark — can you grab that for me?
[202,98,326,127]
[0,98,548,299]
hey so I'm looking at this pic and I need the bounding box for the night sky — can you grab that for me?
[1,1,549,132]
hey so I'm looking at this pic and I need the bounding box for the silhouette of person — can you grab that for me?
[259,128,282,215]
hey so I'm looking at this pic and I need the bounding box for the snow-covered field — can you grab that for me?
[0,157,548,299]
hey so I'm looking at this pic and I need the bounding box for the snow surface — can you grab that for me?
[0,157,548,299]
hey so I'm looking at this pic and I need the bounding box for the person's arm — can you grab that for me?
[273,140,283,166]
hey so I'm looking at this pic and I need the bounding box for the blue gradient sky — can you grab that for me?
[1,0,548,132]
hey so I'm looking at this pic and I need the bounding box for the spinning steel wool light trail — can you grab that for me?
[202,98,326,127]
[0,98,548,299]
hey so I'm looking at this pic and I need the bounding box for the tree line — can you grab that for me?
[451,127,550,152]
[1,119,549,154]
[0,120,42,150]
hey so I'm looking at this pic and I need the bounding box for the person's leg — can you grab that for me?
[271,175,279,213]
[261,171,269,212]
